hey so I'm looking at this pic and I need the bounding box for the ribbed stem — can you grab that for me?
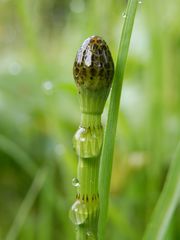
[73,114,103,158]
[76,227,85,240]
[80,113,101,128]
[72,34,114,240]
[79,88,110,115]
[76,157,99,239]
[78,157,99,196]
[70,113,101,240]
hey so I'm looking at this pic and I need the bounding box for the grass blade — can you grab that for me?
[0,134,37,177]
[98,0,139,239]
[6,167,47,240]
[143,142,180,240]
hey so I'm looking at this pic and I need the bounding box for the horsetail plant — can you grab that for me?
[98,0,139,239]
[69,36,114,239]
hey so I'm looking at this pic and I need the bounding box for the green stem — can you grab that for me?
[76,157,99,239]
[78,157,99,196]
[70,114,102,240]
[98,0,138,239]
[71,35,114,239]
[6,167,47,240]
[76,227,85,240]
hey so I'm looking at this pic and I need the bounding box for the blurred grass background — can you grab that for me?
[0,0,179,239]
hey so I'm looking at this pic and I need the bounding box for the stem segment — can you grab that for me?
[70,114,102,240]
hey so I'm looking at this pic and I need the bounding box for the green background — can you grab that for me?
[0,0,179,239]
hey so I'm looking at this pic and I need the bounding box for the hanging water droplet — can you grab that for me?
[72,178,80,187]
[69,200,88,225]
[122,12,127,18]
[86,231,95,240]
[138,0,142,4]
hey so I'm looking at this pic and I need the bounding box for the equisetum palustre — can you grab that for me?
[69,35,114,240]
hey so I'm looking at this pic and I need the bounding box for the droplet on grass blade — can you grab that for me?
[69,200,88,225]
[72,178,80,187]
[122,12,127,18]
[138,0,143,4]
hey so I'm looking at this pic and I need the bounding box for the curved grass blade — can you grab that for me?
[6,167,47,240]
[143,142,180,240]
[98,0,139,239]
[0,134,37,177]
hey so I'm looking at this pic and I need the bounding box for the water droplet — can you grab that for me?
[69,200,88,225]
[74,127,87,142]
[86,231,95,240]
[122,12,127,18]
[138,0,142,4]
[72,178,80,187]
[42,80,54,95]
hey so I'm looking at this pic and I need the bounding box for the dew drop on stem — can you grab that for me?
[122,12,127,18]
[69,200,88,225]
[72,178,80,187]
